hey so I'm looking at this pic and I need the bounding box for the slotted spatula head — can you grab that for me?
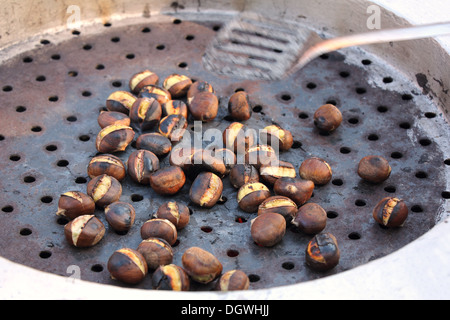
[202,13,322,80]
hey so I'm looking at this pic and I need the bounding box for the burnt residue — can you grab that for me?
[416,73,431,95]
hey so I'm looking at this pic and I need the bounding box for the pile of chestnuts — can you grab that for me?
[55,67,409,290]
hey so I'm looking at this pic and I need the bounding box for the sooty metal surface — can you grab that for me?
[0,17,448,291]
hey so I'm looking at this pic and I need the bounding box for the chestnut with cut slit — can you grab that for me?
[189,172,223,208]
[305,233,340,271]
[163,74,192,98]
[373,197,408,227]
[229,164,260,189]
[56,191,95,220]
[152,264,190,291]
[137,238,174,270]
[97,111,130,128]
[127,150,160,185]
[64,215,105,248]
[87,154,126,181]
[129,97,162,131]
[237,182,271,213]
[136,132,172,158]
[106,91,137,114]
[149,166,186,196]
[129,70,159,94]
[155,201,190,230]
[86,174,122,208]
[107,248,148,284]
[95,124,135,153]
[140,218,178,245]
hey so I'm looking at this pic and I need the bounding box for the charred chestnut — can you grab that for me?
[104,201,136,233]
[357,155,392,184]
[292,203,327,234]
[95,124,135,153]
[149,166,186,196]
[305,233,340,271]
[189,149,229,179]
[251,212,286,247]
[216,270,250,291]
[152,264,190,291]
[273,177,314,206]
[64,215,105,247]
[373,197,408,227]
[56,191,95,220]
[87,154,127,181]
[313,104,342,133]
[245,144,278,169]
[189,172,223,208]
[106,91,137,114]
[223,122,256,154]
[139,85,171,105]
[97,111,130,129]
[140,218,178,246]
[163,74,192,98]
[228,91,252,121]
[260,125,294,152]
[127,150,160,185]
[257,196,297,222]
[182,247,223,284]
[107,248,148,284]
[136,132,172,158]
[187,80,214,105]
[162,100,189,119]
[158,114,188,142]
[229,164,259,189]
[237,182,271,213]
[137,238,174,270]
[129,97,162,131]
[86,174,122,208]
[129,70,159,94]
[169,145,199,171]
[188,91,219,122]
[299,157,332,186]
[155,201,190,230]
[259,160,296,185]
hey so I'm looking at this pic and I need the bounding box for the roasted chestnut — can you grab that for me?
[181,247,223,284]
[189,172,223,208]
[299,157,332,186]
[87,154,127,181]
[373,197,408,227]
[158,114,188,142]
[127,150,160,185]
[216,270,250,291]
[260,125,294,152]
[107,248,148,284]
[273,177,314,206]
[188,91,219,122]
[155,201,190,230]
[257,196,298,222]
[291,203,327,234]
[189,149,228,179]
[149,166,186,196]
[259,160,297,185]
[95,124,135,153]
[229,164,259,189]
[237,182,271,213]
[357,155,392,184]
[222,122,256,154]
[163,74,192,98]
[228,91,252,121]
[139,85,171,105]
[56,191,95,220]
[245,144,278,169]
[169,145,199,171]
[64,215,105,248]
[313,104,342,133]
[104,201,136,233]
[152,264,190,291]
[129,97,162,131]
[213,148,236,176]
[97,111,130,128]
[137,238,174,270]
[86,174,122,208]
[187,80,214,105]
[305,233,340,271]
[162,100,189,119]
[251,212,286,247]
[140,218,178,245]
[106,91,137,114]
[129,70,159,94]
[136,132,172,158]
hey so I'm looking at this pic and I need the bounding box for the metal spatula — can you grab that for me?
[202,13,450,81]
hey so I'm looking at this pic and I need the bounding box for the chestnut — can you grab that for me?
[257,196,297,222]
[237,182,271,213]
[291,203,327,234]
[136,132,172,158]
[56,191,95,220]
[64,215,105,248]
[229,164,259,189]
[222,122,256,154]
[373,197,408,227]
[141,218,178,245]
[107,248,148,284]
[273,177,314,206]
[158,114,188,142]
[95,124,135,153]
[259,160,296,185]
[188,91,219,122]
[104,201,136,233]
[189,149,228,179]
[129,97,162,131]
[97,111,130,129]
[228,91,252,121]
[216,270,250,291]
[87,154,127,181]
[152,264,190,291]
[106,91,137,114]
[260,124,294,152]
[305,233,340,271]
[181,247,223,284]
[149,166,186,196]
[357,155,392,184]
[187,80,214,105]
[189,172,223,208]
[86,174,122,208]
[299,157,332,186]
[313,104,342,133]
[139,85,171,105]
[251,212,286,247]
[213,148,236,176]
[137,238,174,270]
[169,145,199,171]
[245,144,278,169]
[129,70,159,94]
[163,74,192,98]
[155,201,190,230]
[127,150,160,185]
[162,100,189,119]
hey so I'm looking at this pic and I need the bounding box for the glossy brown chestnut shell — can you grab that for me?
[357,155,392,184]
[216,270,250,291]
[138,85,171,105]
[189,172,223,208]
[373,197,408,227]
[86,174,122,208]
[64,215,105,248]
[140,218,178,245]
[251,212,286,247]
[97,111,131,129]
[237,182,271,213]
[104,201,136,233]
[129,97,162,131]
[229,164,260,189]
[257,195,298,222]
[292,203,327,234]
[155,201,190,230]
[149,166,186,196]
[222,122,256,154]
[299,157,332,186]
[152,264,190,291]
[107,248,148,284]
[106,91,137,114]
[181,247,223,284]
[188,91,219,122]
[136,132,172,158]
[95,124,135,153]
[273,177,314,206]
[305,233,340,271]
[228,91,252,121]
[56,191,95,220]
[313,104,343,133]
[87,154,127,181]
[129,70,159,94]
[137,237,174,270]
[187,80,214,105]
[127,149,160,185]
[163,74,192,98]
[259,160,297,185]
[245,144,278,169]
[260,125,294,152]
